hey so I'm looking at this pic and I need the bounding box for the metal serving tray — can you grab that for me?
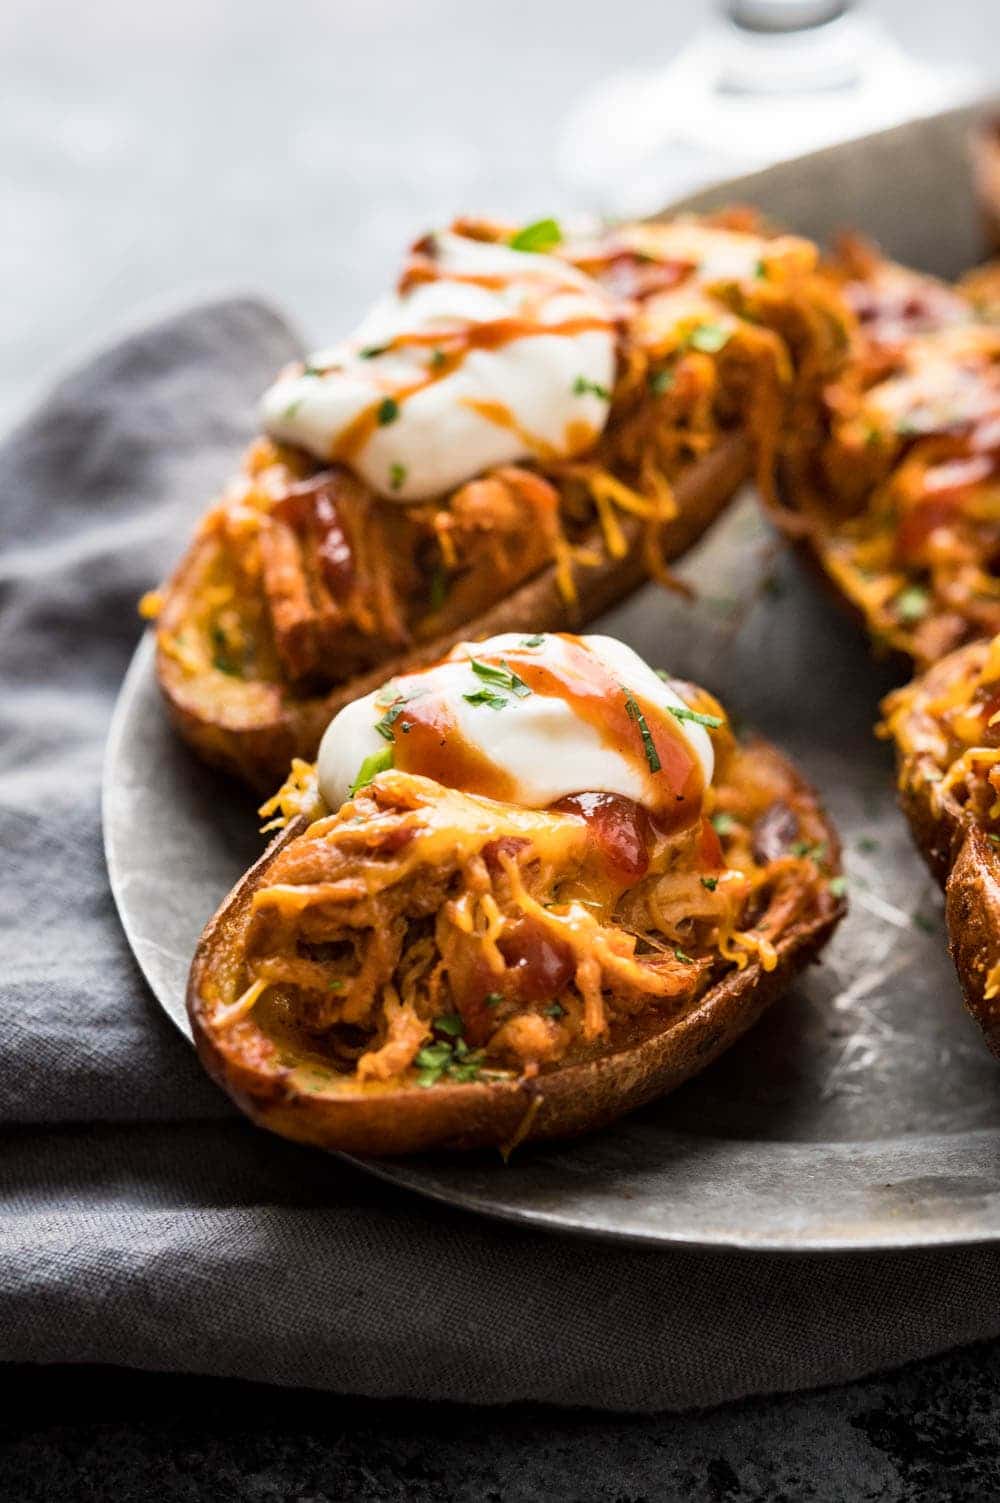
[104,104,1000,1251]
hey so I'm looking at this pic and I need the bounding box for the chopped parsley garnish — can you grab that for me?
[686,322,731,354]
[674,948,695,964]
[509,217,563,254]
[828,875,848,898]
[623,687,661,773]
[389,462,407,491]
[572,375,611,400]
[862,423,883,449]
[415,1017,486,1086]
[520,634,545,648]
[429,564,450,612]
[282,397,304,420]
[649,368,675,396]
[485,992,503,1008]
[700,875,718,892]
[359,343,390,359]
[667,704,723,730]
[711,812,736,836]
[857,836,880,853]
[349,745,393,796]
[754,259,768,280]
[791,839,827,861]
[374,698,407,741]
[989,833,1000,848]
[429,347,447,370]
[377,396,400,426]
[303,364,325,377]
[463,658,532,711]
[544,1002,566,1018]
[895,584,930,623]
[211,626,242,677]
[327,978,345,992]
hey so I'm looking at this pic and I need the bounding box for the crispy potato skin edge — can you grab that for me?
[159,435,750,792]
[186,750,844,1157]
[888,659,1000,1061]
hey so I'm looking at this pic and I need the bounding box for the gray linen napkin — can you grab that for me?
[2,300,998,1411]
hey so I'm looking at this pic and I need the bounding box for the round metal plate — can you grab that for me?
[103,495,1000,1251]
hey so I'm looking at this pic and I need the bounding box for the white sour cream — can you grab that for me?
[318,632,715,814]
[260,232,616,503]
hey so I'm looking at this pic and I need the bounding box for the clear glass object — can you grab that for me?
[557,0,983,216]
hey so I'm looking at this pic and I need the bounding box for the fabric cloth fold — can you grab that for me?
[2,300,998,1411]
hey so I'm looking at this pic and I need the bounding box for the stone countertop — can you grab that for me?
[2,1344,999,1501]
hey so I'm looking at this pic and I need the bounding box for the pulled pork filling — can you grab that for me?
[152,213,850,697]
[776,236,1000,668]
[882,633,1000,834]
[217,723,839,1087]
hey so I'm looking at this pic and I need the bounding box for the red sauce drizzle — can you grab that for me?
[387,636,706,829]
[552,792,651,884]
[272,474,355,599]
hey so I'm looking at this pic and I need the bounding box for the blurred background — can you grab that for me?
[2,0,997,431]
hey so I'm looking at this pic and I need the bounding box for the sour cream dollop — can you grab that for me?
[260,232,616,504]
[318,633,716,817]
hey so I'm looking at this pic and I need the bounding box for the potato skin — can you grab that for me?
[946,826,1000,1060]
[187,744,844,1157]
[158,435,749,793]
[885,641,1000,1060]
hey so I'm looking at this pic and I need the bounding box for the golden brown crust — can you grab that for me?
[946,825,1000,1059]
[158,435,749,791]
[883,639,1000,1056]
[187,738,843,1156]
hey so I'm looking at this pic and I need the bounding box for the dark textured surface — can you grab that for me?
[2,1348,1000,1502]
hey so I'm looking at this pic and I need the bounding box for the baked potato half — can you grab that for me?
[188,636,844,1156]
[882,634,1000,1056]
[151,212,851,791]
[770,237,1000,671]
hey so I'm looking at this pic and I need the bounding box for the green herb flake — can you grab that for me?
[668,703,723,730]
[327,978,345,992]
[389,462,407,491]
[711,812,736,836]
[754,258,768,280]
[429,347,447,370]
[463,658,532,710]
[349,745,394,796]
[649,368,675,396]
[509,217,563,254]
[913,912,937,935]
[374,696,410,742]
[791,840,827,861]
[544,1002,566,1018]
[686,323,731,355]
[434,1013,464,1037]
[857,836,880,853]
[623,687,661,774]
[429,564,450,612]
[485,992,504,1008]
[282,397,303,421]
[377,396,400,426]
[895,584,930,624]
[520,634,545,648]
[674,948,695,964]
[700,875,718,892]
[828,875,848,898]
[989,833,1000,848]
[571,375,611,400]
[359,343,390,359]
